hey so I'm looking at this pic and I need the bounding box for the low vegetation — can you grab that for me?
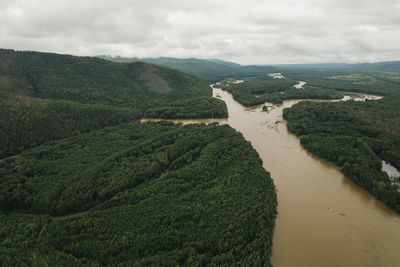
[216,76,344,106]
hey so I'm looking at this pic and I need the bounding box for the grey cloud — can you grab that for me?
[0,0,399,64]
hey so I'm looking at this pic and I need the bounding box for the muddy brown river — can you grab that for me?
[144,86,400,266]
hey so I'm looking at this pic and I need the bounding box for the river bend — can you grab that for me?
[144,86,400,266]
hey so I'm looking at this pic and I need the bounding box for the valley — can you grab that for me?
[1,49,400,266]
[2,1,400,266]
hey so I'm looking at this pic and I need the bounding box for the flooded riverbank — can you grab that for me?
[144,86,400,266]
[293,81,306,89]
[382,160,400,191]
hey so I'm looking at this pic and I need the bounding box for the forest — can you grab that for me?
[0,49,227,119]
[0,122,277,266]
[144,97,227,119]
[0,98,140,158]
[279,70,400,213]
[2,47,400,265]
[0,49,228,158]
[0,49,277,266]
[284,97,400,212]
[113,56,276,82]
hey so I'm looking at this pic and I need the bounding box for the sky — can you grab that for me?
[0,0,399,65]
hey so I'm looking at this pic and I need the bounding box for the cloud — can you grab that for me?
[0,0,399,64]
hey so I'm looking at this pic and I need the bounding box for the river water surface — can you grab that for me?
[144,86,400,266]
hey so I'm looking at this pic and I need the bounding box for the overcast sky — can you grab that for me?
[1,0,399,64]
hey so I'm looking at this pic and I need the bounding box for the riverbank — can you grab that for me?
[144,84,400,266]
[212,87,400,267]
[284,99,400,214]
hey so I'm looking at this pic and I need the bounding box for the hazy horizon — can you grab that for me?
[1,0,399,65]
[5,49,398,66]
[103,54,400,66]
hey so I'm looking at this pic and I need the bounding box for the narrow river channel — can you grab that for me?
[144,86,400,266]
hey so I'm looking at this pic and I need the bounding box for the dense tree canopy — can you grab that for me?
[1,49,283,266]
[0,49,227,119]
[0,122,277,266]
[0,99,140,158]
[4,48,400,266]
[0,49,227,158]
[284,99,400,212]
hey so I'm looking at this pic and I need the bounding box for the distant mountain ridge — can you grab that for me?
[98,56,276,81]
[99,55,400,81]
[272,61,400,73]
[206,58,242,68]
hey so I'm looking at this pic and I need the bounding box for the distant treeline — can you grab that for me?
[217,77,344,106]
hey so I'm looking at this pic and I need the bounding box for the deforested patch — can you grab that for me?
[139,64,171,93]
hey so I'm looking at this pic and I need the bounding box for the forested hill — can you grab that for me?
[0,49,227,157]
[0,122,277,266]
[99,56,276,81]
[0,49,225,112]
[0,49,277,265]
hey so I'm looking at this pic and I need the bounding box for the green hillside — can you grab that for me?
[0,50,277,265]
[99,56,275,81]
[0,122,277,266]
[0,49,225,110]
[0,49,227,157]
[0,98,139,158]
